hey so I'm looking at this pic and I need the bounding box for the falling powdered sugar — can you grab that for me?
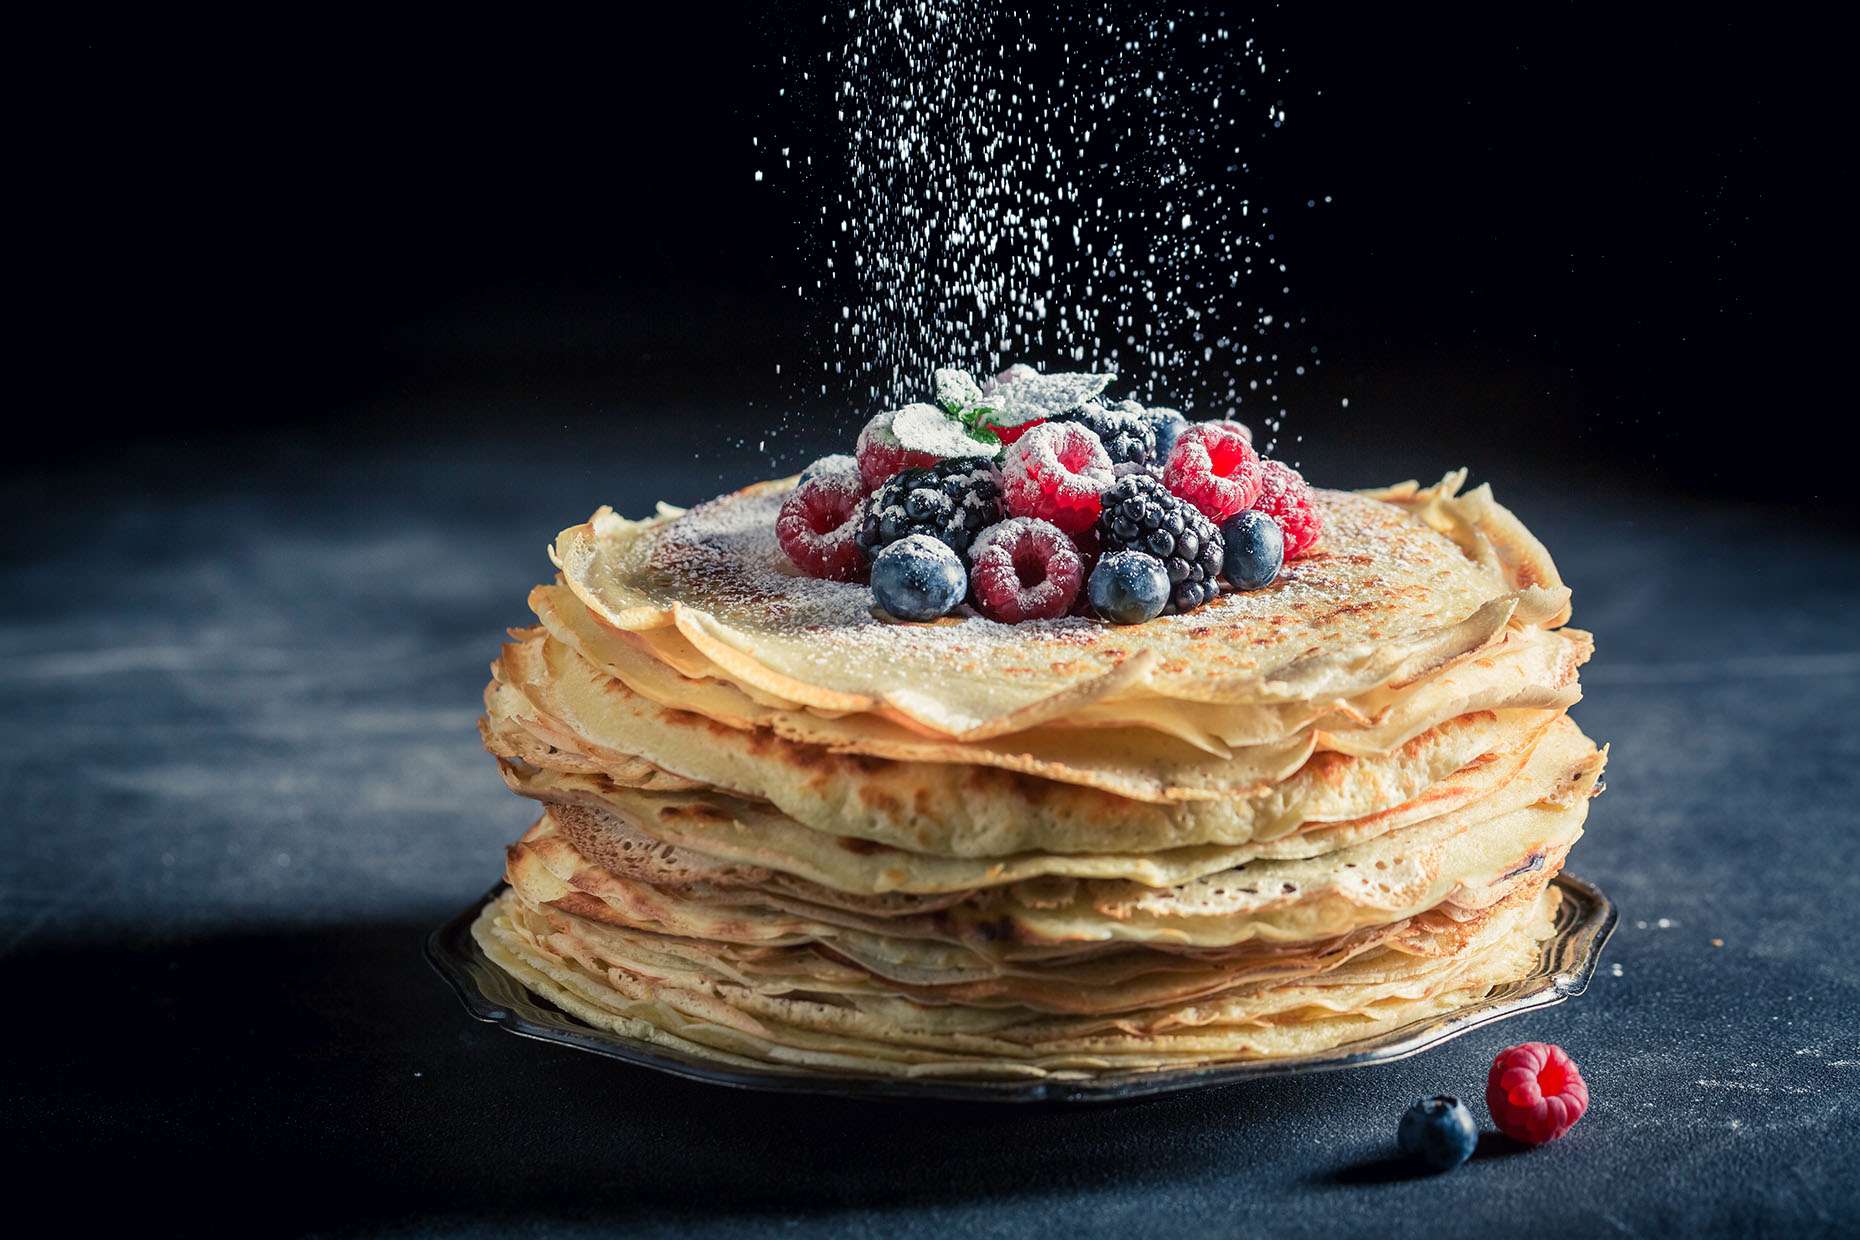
[754,3,1315,453]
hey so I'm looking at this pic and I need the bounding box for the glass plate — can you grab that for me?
[425,872,1615,1104]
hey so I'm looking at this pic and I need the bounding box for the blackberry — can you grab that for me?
[856,458,1004,561]
[1050,402,1157,470]
[1095,475,1225,613]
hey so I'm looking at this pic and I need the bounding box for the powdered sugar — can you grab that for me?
[797,453,860,487]
[983,370,1117,429]
[932,368,988,414]
[889,403,997,458]
[983,364,1040,396]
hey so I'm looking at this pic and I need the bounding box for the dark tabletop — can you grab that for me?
[5,421,1858,1239]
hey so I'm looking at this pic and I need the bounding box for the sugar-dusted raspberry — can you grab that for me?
[999,422,1115,534]
[1487,1042,1589,1146]
[1163,421,1263,522]
[854,409,942,492]
[1252,459,1323,559]
[969,517,1084,622]
[775,472,868,582]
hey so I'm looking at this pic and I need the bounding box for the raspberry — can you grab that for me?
[1251,459,1323,559]
[1096,475,1225,613]
[1163,421,1263,522]
[854,408,942,491]
[1050,403,1157,471]
[968,518,1084,622]
[1487,1042,1589,1146]
[856,459,1004,562]
[999,422,1114,534]
[775,472,868,582]
[991,419,1045,446]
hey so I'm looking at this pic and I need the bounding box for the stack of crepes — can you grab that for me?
[474,469,1607,1081]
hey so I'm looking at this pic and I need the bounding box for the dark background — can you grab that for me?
[7,6,1857,1239]
[17,5,1845,511]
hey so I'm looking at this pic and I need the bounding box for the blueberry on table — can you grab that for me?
[870,534,967,621]
[1219,509,1285,590]
[1397,1095,1478,1171]
[1088,549,1170,625]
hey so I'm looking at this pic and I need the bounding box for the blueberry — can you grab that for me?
[1219,509,1285,590]
[1144,407,1189,463]
[1397,1095,1478,1172]
[1087,550,1170,625]
[870,535,967,621]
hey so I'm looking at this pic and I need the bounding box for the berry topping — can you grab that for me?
[870,535,967,622]
[775,472,868,582]
[1050,402,1157,471]
[999,422,1115,534]
[1397,1096,1478,1172]
[1095,475,1225,613]
[1087,549,1171,625]
[1219,509,1285,591]
[1142,406,1190,465]
[1162,421,1263,522]
[1487,1042,1589,1146]
[968,517,1084,622]
[855,408,944,492]
[1252,459,1323,558]
[856,459,1005,561]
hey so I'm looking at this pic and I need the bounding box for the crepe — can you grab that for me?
[466,471,1608,1082]
[550,471,1570,737]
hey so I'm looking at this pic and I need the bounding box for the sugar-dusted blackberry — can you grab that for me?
[856,458,1005,561]
[1095,474,1225,613]
[1050,402,1157,470]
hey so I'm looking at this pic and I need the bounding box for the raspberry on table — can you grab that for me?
[856,459,1004,562]
[855,408,943,491]
[1050,403,1156,472]
[999,422,1115,534]
[1487,1042,1589,1146]
[1095,474,1225,613]
[968,517,1084,622]
[1252,459,1323,558]
[775,472,869,582]
[1163,421,1263,522]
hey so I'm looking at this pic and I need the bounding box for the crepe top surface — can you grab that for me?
[551,471,1569,738]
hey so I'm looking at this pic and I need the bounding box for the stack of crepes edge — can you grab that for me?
[474,469,1607,1081]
